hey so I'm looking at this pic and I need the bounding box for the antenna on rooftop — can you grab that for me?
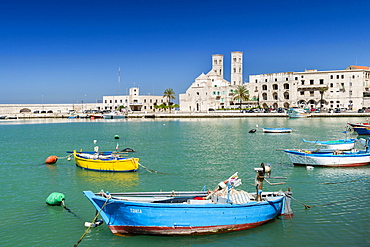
[118,67,121,95]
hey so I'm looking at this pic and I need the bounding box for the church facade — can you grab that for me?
[179,52,244,112]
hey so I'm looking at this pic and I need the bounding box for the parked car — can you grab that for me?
[358,108,365,113]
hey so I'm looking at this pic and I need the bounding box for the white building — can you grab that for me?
[179,52,244,112]
[102,87,166,112]
[180,51,370,112]
[247,65,370,111]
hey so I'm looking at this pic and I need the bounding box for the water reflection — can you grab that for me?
[75,169,139,190]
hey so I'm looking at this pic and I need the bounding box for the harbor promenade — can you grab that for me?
[2,111,370,119]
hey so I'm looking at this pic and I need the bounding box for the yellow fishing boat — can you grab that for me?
[73,150,139,172]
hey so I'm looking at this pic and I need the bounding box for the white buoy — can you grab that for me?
[306,166,314,170]
[84,220,103,228]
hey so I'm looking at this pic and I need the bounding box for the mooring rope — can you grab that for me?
[290,194,363,210]
[61,200,78,217]
[74,196,110,247]
[58,154,73,159]
[138,162,168,174]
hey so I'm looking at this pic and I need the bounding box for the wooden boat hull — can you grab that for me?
[284,149,370,167]
[262,127,292,133]
[73,151,139,172]
[83,190,286,236]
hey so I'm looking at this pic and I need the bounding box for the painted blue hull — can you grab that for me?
[83,191,285,236]
[352,127,370,135]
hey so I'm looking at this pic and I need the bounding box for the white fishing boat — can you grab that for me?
[262,127,292,133]
[283,139,370,167]
[103,111,126,119]
[287,108,310,118]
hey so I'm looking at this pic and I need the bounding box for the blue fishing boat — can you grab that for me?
[82,165,290,236]
[347,122,370,135]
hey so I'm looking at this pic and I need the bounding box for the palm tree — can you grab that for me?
[318,87,328,109]
[163,88,176,112]
[233,85,249,111]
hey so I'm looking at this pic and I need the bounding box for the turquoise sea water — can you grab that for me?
[0,117,369,247]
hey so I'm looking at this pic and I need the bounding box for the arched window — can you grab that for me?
[273,92,278,100]
[20,108,31,113]
[262,85,267,90]
[284,92,289,99]
[262,93,267,100]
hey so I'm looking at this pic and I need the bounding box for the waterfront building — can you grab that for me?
[179,52,245,112]
[180,51,370,112]
[102,87,165,112]
[247,65,370,111]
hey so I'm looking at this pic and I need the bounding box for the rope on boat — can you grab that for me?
[74,196,111,247]
[138,162,168,174]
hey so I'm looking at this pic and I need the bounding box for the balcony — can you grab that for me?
[297,85,328,90]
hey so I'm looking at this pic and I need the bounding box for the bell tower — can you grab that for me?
[231,51,243,85]
[212,54,224,78]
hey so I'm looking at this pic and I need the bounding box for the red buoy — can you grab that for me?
[45,155,58,164]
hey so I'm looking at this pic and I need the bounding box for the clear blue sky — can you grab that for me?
[1,0,369,104]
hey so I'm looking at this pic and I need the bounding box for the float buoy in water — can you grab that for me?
[45,155,58,164]
[114,135,120,139]
[46,192,65,206]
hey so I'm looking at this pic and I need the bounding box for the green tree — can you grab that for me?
[153,104,160,112]
[163,88,176,112]
[159,103,167,112]
[233,85,249,111]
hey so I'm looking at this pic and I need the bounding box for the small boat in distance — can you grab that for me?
[103,111,126,119]
[262,127,292,133]
[72,150,139,172]
[82,165,291,236]
[302,138,356,150]
[287,108,310,118]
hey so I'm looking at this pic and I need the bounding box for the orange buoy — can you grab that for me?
[45,155,58,164]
